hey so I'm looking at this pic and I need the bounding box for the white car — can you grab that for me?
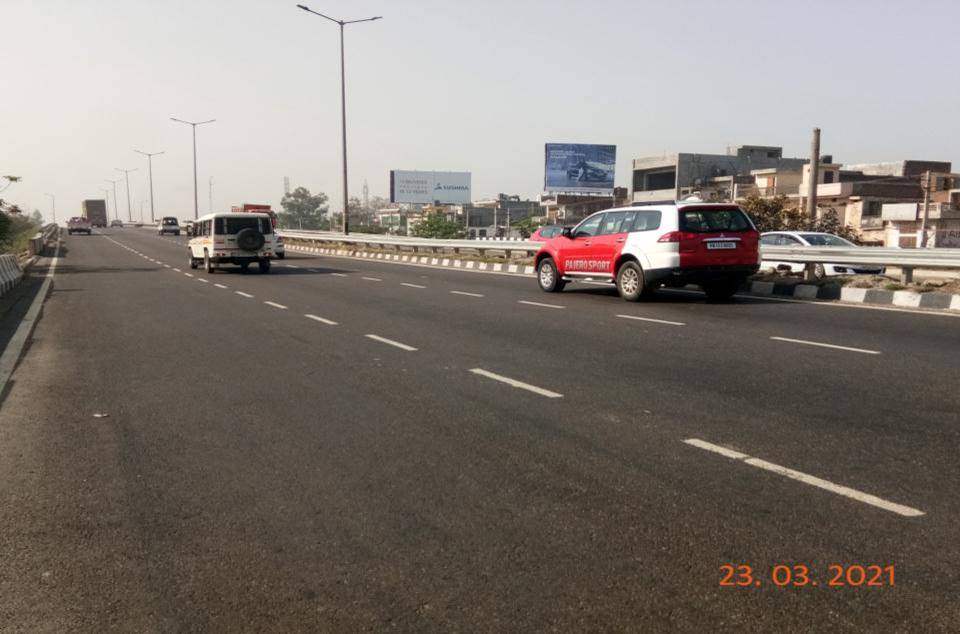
[760,231,885,278]
[188,212,278,273]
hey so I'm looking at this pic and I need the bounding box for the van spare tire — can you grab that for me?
[236,228,265,251]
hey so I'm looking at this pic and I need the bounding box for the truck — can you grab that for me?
[232,203,284,258]
[82,199,108,228]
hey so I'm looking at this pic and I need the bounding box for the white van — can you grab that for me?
[187,212,278,274]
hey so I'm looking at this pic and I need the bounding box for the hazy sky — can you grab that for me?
[2,0,959,222]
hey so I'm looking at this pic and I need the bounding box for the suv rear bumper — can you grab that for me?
[647,264,759,286]
[211,255,271,265]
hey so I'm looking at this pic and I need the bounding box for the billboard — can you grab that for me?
[390,170,472,204]
[544,143,616,194]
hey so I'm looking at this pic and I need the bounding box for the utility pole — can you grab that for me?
[208,176,213,213]
[134,150,164,223]
[806,127,820,221]
[919,170,932,248]
[105,179,121,222]
[100,188,112,220]
[115,167,137,222]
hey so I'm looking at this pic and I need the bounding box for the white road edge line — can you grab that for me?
[364,334,417,351]
[518,300,565,310]
[235,291,254,298]
[304,314,338,325]
[682,438,924,517]
[401,282,426,289]
[451,290,484,298]
[769,336,880,355]
[469,368,563,399]
[264,301,287,309]
[214,283,228,289]
[361,276,382,282]
[616,314,686,326]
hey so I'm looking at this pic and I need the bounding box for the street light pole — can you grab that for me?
[44,193,56,224]
[115,168,137,222]
[170,117,215,220]
[296,4,381,235]
[134,149,164,223]
[100,188,112,221]
[105,179,121,222]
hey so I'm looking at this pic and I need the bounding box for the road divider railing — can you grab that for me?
[760,245,960,283]
[0,254,24,298]
[29,223,60,258]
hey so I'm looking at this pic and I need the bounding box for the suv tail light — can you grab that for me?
[658,231,699,253]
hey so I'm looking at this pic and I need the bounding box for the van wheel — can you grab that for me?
[204,252,215,274]
[259,259,271,274]
[189,253,198,269]
[703,278,741,301]
[537,257,564,292]
[616,261,648,302]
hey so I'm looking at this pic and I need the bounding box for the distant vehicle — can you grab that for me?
[530,225,564,241]
[109,219,124,228]
[82,199,108,227]
[760,231,885,279]
[66,216,92,235]
[158,216,181,236]
[534,202,760,301]
[182,220,195,236]
[233,203,282,257]
[188,212,278,273]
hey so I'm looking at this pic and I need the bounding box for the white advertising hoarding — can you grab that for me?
[390,170,472,204]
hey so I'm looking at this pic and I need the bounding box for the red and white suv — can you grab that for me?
[534,202,760,301]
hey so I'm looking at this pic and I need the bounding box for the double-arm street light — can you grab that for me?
[170,117,215,220]
[295,4,381,235]
[100,188,112,220]
[105,179,120,222]
[115,168,137,222]
[134,149,164,223]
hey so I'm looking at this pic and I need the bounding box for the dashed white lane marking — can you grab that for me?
[331,273,348,277]
[451,290,484,298]
[214,283,228,289]
[401,282,426,289]
[469,368,563,398]
[197,278,209,283]
[361,276,382,282]
[682,439,924,517]
[235,291,254,298]
[518,300,565,310]
[304,314,338,325]
[264,301,288,309]
[769,336,880,355]
[307,268,320,273]
[184,273,194,278]
[173,268,182,272]
[616,314,686,326]
[284,264,298,268]
[364,334,417,351]
[164,264,171,268]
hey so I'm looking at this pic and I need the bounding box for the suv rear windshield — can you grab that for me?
[162,217,178,225]
[215,216,272,235]
[679,207,752,233]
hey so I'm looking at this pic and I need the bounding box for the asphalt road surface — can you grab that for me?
[2,228,959,632]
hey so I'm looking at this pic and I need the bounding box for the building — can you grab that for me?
[539,187,629,225]
[631,145,809,204]
[463,194,541,238]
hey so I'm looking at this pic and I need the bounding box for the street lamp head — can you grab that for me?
[296,4,309,10]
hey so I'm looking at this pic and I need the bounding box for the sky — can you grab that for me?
[2,0,959,223]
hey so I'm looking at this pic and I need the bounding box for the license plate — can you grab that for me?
[706,241,736,250]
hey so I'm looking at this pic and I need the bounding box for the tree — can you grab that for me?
[740,193,860,242]
[412,212,465,239]
[30,210,44,224]
[511,216,540,239]
[279,187,328,230]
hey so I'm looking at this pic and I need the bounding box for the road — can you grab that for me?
[2,228,959,632]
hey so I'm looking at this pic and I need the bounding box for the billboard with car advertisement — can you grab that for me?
[390,170,472,204]
[544,143,616,194]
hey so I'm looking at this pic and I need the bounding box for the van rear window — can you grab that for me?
[215,217,272,235]
[679,208,752,232]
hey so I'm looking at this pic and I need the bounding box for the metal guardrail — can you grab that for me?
[280,231,960,282]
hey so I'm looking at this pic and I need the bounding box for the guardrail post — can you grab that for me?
[900,267,913,285]
[804,262,817,282]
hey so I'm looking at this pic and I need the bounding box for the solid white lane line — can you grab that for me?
[518,300,565,310]
[214,283,228,289]
[184,273,194,278]
[304,314,338,325]
[331,273,348,277]
[682,438,924,518]
[469,368,563,399]
[451,290,484,298]
[616,314,686,326]
[361,276,382,282]
[197,278,209,283]
[235,291,254,298]
[770,336,880,355]
[264,301,287,309]
[364,334,417,351]
[401,282,426,289]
